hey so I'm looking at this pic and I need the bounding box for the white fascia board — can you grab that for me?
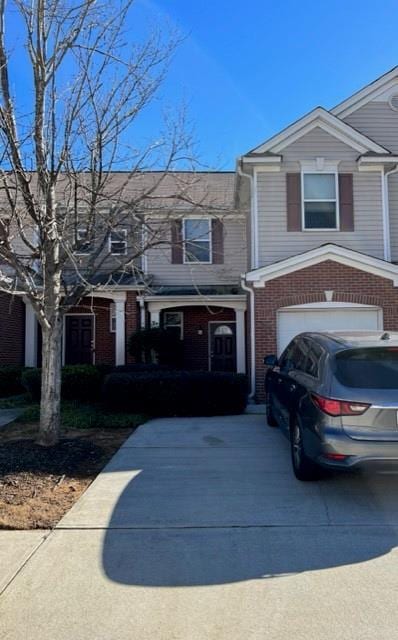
[247,107,389,156]
[242,156,282,164]
[245,244,398,287]
[145,294,247,312]
[332,69,398,118]
[358,156,398,164]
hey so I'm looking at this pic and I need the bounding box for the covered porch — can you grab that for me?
[24,290,139,368]
[143,295,247,373]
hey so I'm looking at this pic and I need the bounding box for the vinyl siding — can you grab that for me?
[146,216,247,286]
[343,102,398,154]
[256,127,384,266]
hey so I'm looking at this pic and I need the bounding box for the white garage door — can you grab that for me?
[277,303,382,355]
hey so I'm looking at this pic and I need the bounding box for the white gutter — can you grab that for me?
[237,160,258,269]
[383,165,398,262]
[240,275,256,399]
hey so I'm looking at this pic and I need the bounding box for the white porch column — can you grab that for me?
[235,308,246,374]
[150,310,160,327]
[115,299,126,366]
[24,301,38,367]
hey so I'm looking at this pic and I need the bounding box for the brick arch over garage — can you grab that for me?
[253,259,398,400]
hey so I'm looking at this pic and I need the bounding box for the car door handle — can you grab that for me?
[289,383,296,392]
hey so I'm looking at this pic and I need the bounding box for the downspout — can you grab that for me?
[237,159,257,400]
[237,160,257,270]
[241,276,256,400]
[383,165,398,261]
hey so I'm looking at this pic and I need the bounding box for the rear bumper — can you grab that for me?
[310,428,398,469]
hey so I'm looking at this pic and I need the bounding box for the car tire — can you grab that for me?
[266,393,278,427]
[290,420,319,481]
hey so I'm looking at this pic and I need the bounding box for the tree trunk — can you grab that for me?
[37,317,63,446]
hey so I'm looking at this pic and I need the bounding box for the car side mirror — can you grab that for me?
[264,354,278,367]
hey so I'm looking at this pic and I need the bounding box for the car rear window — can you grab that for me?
[334,347,398,388]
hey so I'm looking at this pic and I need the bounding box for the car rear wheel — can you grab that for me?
[266,392,278,427]
[290,420,319,481]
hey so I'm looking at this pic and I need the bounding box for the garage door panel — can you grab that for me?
[277,307,381,355]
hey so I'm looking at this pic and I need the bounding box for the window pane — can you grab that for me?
[184,219,210,241]
[110,230,126,254]
[164,312,181,326]
[185,241,210,262]
[304,174,336,200]
[334,348,398,389]
[214,325,233,336]
[111,243,126,254]
[76,229,93,254]
[111,231,126,243]
[304,201,337,229]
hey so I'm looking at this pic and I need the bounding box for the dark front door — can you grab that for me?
[210,323,236,372]
[65,315,94,365]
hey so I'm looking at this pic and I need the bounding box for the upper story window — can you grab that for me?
[109,229,127,255]
[75,228,94,255]
[302,173,338,230]
[183,218,212,263]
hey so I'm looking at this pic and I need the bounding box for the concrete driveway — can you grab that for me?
[1,415,398,639]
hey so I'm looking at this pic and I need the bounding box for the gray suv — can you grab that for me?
[265,331,398,480]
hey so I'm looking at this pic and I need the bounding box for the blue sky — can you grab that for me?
[6,0,398,170]
[133,0,398,168]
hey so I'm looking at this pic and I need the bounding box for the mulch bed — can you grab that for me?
[0,422,135,530]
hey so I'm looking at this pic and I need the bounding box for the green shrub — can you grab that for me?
[22,364,106,402]
[112,363,173,374]
[0,366,26,398]
[61,365,102,401]
[103,371,248,417]
[21,367,41,401]
[128,327,183,367]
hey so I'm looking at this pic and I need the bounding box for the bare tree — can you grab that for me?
[0,0,232,445]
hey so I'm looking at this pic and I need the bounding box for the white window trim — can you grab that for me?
[75,228,93,256]
[183,218,212,264]
[301,171,340,232]
[163,311,184,339]
[109,229,127,255]
[110,302,116,333]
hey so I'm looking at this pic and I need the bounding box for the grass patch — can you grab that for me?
[17,400,147,430]
[0,393,30,409]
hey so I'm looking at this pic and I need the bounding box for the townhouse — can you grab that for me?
[3,66,398,401]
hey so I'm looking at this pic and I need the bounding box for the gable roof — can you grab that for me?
[245,244,398,286]
[332,66,398,118]
[243,107,390,158]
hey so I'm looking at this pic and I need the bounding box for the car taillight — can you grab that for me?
[311,394,370,417]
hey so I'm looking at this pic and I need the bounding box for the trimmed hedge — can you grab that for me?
[0,366,26,398]
[102,371,248,416]
[21,364,106,402]
[112,363,174,374]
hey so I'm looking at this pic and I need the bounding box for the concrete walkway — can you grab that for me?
[1,415,398,639]
[0,408,24,428]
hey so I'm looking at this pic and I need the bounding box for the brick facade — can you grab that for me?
[0,293,25,366]
[162,306,235,370]
[68,292,139,365]
[252,260,398,401]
